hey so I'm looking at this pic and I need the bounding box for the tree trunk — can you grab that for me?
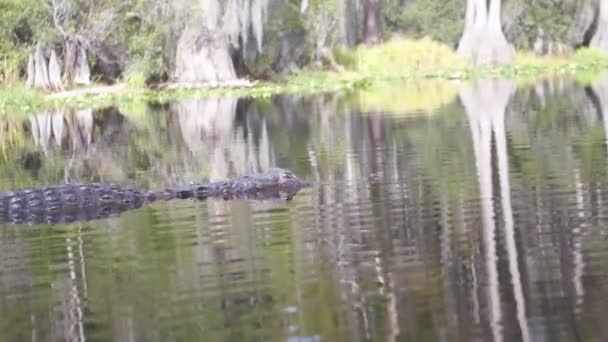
[591,0,608,51]
[363,0,382,44]
[73,46,91,85]
[33,42,50,90]
[570,0,597,47]
[475,0,514,65]
[173,0,238,83]
[338,0,363,47]
[174,26,237,83]
[473,0,487,33]
[63,41,77,84]
[26,55,35,88]
[457,0,476,56]
[458,0,514,66]
[48,49,63,91]
[64,41,91,86]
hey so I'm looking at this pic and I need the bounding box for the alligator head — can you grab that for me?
[188,168,310,201]
[235,168,310,200]
[264,167,310,191]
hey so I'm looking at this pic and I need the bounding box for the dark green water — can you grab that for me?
[1,78,608,341]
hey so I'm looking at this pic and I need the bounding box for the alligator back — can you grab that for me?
[0,184,156,225]
[0,168,309,225]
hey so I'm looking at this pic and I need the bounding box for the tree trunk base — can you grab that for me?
[474,29,515,66]
[174,26,237,83]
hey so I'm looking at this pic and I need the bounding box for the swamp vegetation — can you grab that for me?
[3,0,608,112]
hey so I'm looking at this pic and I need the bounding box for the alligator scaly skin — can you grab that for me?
[0,168,308,225]
[0,184,155,224]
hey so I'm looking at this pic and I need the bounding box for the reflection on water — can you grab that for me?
[2,78,608,341]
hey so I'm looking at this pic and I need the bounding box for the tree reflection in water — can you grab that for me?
[0,79,607,340]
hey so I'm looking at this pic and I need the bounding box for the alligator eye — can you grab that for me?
[283,172,294,179]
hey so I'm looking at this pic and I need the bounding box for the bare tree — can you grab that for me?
[44,0,124,86]
[300,0,342,68]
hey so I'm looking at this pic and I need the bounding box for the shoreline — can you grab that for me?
[1,58,608,115]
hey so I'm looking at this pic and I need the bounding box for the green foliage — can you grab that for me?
[384,0,464,45]
[333,46,357,69]
[573,48,608,84]
[115,11,171,82]
[0,83,46,115]
[0,0,50,84]
[353,36,466,76]
[0,51,26,85]
[123,71,147,88]
[4,38,608,116]
[382,0,587,53]
[574,47,608,67]
[504,0,580,49]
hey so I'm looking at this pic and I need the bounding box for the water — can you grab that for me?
[1,77,608,341]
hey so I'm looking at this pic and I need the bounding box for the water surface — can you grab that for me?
[1,78,608,341]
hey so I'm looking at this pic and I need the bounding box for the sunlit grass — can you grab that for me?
[0,82,46,115]
[352,36,467,77]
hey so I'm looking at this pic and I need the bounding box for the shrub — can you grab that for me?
[353,36,466,76]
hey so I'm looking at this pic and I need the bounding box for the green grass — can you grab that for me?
[0,73,373,115]
[3,38,608,115]
[0,83,46,115]
[352,36,467,77]
[347,36,608,79]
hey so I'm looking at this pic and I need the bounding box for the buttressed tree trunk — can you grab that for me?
[591,0,608,51]
[174,0,237,83]
[73,46,91,85]
[33,42,51,89]
[457,0,476,56]
[63,41,91,86]
[63,41,77,84]
[458,0,514,66]
[26,55,35,88]
[48,49,63,91]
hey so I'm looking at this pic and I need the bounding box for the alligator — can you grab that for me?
[0,168,309,225]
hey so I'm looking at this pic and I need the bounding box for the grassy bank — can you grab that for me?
[2,37,608,115]
[346,37,608,82]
